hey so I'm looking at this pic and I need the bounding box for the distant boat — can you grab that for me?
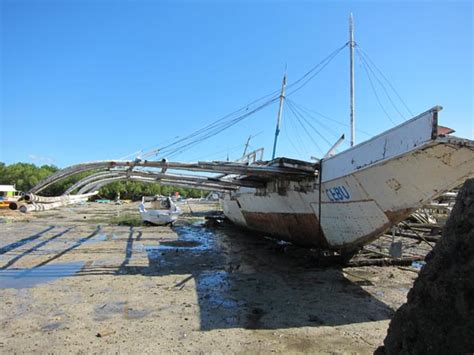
[139,196,181,225]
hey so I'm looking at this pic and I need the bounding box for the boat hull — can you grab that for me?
[140,210,180,225]
[223,112,474,252]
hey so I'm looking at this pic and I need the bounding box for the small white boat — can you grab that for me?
[139,196,181,225]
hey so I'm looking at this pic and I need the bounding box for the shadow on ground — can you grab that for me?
[105,223,393,330]
[0,222,394,331]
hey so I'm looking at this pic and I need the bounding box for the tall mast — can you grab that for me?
[271,72,287,160]
[349,13,355,147]
[242,135,252,157]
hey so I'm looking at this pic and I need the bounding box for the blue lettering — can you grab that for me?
[326,186,351,201]
[340,186,350,199]
[326,189,335,202]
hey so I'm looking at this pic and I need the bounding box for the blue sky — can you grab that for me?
[1,0,472,167]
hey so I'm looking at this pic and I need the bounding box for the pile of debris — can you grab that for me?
[379,178,474,354]
[8,192,97,213]
[409,190,458,225]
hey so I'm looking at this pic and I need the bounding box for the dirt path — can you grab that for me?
[0,202,422,353]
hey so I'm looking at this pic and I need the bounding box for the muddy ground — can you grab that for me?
[0,202,427,353]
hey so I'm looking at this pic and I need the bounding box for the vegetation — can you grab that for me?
[0,162,203,200]
[0,162,58,192]
[109,214,144,227]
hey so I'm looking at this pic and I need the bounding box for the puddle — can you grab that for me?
[197,271,245,309]
[175,225,213,250]
[83,234,109,244]
[0,261,85,289]
[94,301,150,321]
[146,225,214,257]
[144,225,216,270]
[196,271,249,329]
[41,321,67,331]
[198,270,228,289]
[124,308,150,319]
[94,301,126,321]
[160,240,202,248]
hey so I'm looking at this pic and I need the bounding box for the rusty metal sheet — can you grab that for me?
[241,211,326,248]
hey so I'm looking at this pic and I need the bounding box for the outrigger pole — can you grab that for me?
[349,13,356,147]
[271,71,287,160]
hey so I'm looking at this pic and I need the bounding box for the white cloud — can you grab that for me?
[28,154,54,164]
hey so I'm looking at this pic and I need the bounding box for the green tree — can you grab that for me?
[0,162,206,199]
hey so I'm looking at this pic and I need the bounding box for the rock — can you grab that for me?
[381,179,474,354]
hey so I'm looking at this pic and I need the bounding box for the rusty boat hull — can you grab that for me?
[222,107,474,252]
[26,107,473,254]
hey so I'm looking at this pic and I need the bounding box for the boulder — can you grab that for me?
[381,178,474,354]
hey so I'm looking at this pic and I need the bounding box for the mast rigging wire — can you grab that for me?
[356,47,407,121]
[287,99,343,140]
[137,43,348,160]
[287,99,374,138]
[356,46,414,117]
[287,100,333,146]
[286,100,325,154]
[282,105,306,157]
[356,48,398,126]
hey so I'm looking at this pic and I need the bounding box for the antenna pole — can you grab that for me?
[242,135,252,157]
[272,72,287,160]
[349,13,356,147]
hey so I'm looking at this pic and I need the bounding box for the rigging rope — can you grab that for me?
[116,41,412,163]
[163,98,278,159]
[289,99,374,138]
[286,100,325,154]
[356,47,407,121]
[287,99,343,140]
[356,47,398,126]
[135,43,348,160]
[285,43,348,97]
[357,46,413,116]
[282,105,306,157]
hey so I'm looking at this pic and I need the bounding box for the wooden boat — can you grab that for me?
[221,106,474,255]
[139,197,181,225]
[26,16,474,257]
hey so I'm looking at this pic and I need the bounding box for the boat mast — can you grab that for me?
[242,135,252,157]
[272,72,287,160]
[349,13,355,147]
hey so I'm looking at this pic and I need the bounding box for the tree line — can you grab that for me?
[0,162,203,200]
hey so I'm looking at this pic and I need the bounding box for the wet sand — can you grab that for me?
[0,202,423,353]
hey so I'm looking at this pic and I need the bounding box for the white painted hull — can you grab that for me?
[140,210,180,225]
[222,108,474,252]
[139,201,181,225]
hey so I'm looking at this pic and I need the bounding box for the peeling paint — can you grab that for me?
[224,135,474,250]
